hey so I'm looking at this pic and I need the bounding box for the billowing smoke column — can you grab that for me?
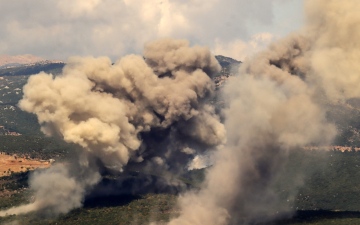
[164,0,360,224]
[2,0,360,223]
[0,38,225,217]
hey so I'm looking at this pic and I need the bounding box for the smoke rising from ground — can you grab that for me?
[0,164,100,217]
[19,39,224,170]
[0,38,225,217]
[305,0,360,100]
[164,38,336,225]
[1,0,360,224]
[164,0,360,224]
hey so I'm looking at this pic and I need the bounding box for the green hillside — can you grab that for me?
[0,65,73,160]
[0,62,65,77]
[2,150,360,224]
[2,57,360,224]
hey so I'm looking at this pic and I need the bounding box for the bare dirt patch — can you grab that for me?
[0,152,50,177]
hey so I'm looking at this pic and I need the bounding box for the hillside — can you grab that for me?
[0,55,45,67]
[1,55,360,155]
[0,56,240,163]
[0,61,65,77]
[2,56,360,224]
[214,55,241,88]
[0,56,235,135]
[0,62,75,161]
[2,150,360,224]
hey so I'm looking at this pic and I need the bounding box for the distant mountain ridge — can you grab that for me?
[0,55,239,78]
[0,54,48,67]
[0,54,360,150]
[0,54,239,69]
[0,60,64,69]
[0,61,65,77]
[215,55,241,67]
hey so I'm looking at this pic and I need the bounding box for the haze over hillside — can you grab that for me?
[1,3,360,222]
[0,54,46,67]
[2,48,360,225]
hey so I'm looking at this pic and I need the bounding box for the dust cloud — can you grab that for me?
[1,1,360,224]
[0,38,225,217]
[164,0,360,224]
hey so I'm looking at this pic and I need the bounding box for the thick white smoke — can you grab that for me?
[0,38,225,217]
[164,0,360,224]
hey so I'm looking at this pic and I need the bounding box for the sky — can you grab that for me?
[0,0,303,61]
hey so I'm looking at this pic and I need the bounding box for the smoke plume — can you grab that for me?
[2,0,360,224]
[164,0,360,224]
[0,38,225,217]
[0,163,100,217]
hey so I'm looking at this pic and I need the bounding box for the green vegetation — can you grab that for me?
[0,184,178,225]
[0,135,75,160]
[2,57,360,224]
[326,100,360,147]
[2,150,360,224]
[266,211,360,225]
[0,62,64,77]
[214,55,241,77]
[0,74,76,160]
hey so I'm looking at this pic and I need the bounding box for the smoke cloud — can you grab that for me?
[0,38,225,217]
[0,163,100,217]
[305,0,360,100]
[2,0,360,224]
[164,37,336,225]
[164,0,360,224]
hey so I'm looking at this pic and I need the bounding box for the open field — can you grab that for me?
[0,152,51,177]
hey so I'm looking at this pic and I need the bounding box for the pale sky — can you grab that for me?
[0,0,304,61]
